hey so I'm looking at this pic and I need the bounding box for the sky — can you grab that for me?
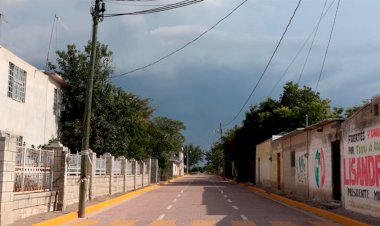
[1,0,380,150]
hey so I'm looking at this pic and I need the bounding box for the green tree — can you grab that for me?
[147,117,186,170]
[205,142,224,175]
[183,144,204,170]
[223,82,336,182]
[53,42,154,158]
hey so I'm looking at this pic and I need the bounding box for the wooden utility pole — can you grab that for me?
[78,0,104,218]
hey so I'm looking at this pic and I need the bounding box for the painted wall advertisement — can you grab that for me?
[295,151,307,185]
[343,127,380,202]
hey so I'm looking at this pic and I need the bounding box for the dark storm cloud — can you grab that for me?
[1,0,380,149]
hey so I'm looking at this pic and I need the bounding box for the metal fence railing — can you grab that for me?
[14,147,54,192]
[114,159,121,175]
[144,162,148,174]
[96,157,106,175]
[127,161,133,175]
[67,153,81,176]
[136,162,141,175]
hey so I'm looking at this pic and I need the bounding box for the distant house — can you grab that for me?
[0,46,66,147]
[256,119,344,202]
[256,135,282,188]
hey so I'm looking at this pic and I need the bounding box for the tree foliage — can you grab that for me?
[213,82,340,182]
[183,144,204,169]
[53,42,185,167]
[147,117,186,169]
[205,141,224,175]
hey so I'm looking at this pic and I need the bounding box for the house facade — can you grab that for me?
[256,135,282,188]
[256,119,343,202]
[0,46,65,147]
[341,96,380,217]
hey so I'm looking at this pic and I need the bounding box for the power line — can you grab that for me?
[315,0,341,91]
[104,0,168,7]
[104,0,205,17]
[267,0,336,97]
[110,0,248,79]
[224,0,303,127]
[297,0,327,84]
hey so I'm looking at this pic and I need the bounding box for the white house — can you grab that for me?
[0,46,65,147]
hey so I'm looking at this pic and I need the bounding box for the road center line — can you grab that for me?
[158,214,165,220]
[240,214,248,220]
[167,205,173,210]
[227,199,232,203]
[181,190,184,193]
[173,199,177,203]
[224,195,228,198]
[232,205,239,210]
[177,194,181,198]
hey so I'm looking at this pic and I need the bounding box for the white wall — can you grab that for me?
[341,98,380,218]
[256,139,271,187]
[0,46,62,146]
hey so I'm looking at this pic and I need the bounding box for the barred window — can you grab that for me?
[16,136,23,147]
[8,62,27,103]
[53,88,62,116]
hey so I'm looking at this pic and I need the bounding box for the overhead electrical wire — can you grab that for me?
[315,0,341,91]
[109,0,248,79]
[104,0,168,7]
[104,0,205,17]
[223,0,303,127]
[297,0,328,84]
[267,0,336,97]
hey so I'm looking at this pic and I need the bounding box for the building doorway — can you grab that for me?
[331,141,341,200]
[277,153,281,190]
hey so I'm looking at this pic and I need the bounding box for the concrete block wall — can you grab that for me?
[112,176,124,194]
[13,191,57,221]
[0,134,156,225]
[92,175,111,197]
[0,135,16,226]
[126,176,135,191]
[65,176,82,207]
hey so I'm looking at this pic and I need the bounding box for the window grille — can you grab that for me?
[114,159,121,175]
[96,157,106,175]
[14,147,54,192]
[53,88,63,117]
[8,62,26,103]
[126,161,133,175]
[67,153,81,176]
[16,136,23,147]
[144,163,148,174]
[136,162,141,175]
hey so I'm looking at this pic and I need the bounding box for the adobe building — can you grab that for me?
[258,119,344,202]
[256,136,282,188]
[340,96,380,217]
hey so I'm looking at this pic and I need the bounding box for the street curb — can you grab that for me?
[241,184,369,226]
[159,175,187,185]
[33,184,159,226]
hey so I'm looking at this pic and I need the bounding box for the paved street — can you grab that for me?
[64,174,340,226]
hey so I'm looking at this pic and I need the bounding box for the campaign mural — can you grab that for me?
[295,152,307,184]
[343,127,380,202]
[315,148,326,188]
